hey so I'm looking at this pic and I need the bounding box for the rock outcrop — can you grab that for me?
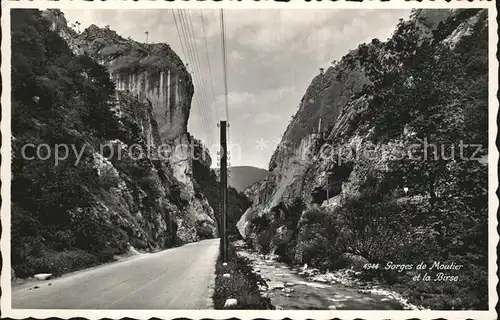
[237,8,488,239]
[42,10,190,139]
[46,10,218,241]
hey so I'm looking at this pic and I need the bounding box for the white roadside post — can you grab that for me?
[224,298,238,308]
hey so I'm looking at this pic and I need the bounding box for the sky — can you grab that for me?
[62,9,410,169]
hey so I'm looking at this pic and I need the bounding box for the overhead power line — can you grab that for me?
[171,10,188,64]
[220,9,230,146]
[199,10,218,122]
[171,9,227,146]
[185,11,214,127]
[172,9,213,142]
[178,9,216,144]
[220,9,229,122]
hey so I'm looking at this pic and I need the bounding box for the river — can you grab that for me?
[236,248,419,310]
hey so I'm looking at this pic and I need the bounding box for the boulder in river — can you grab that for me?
[270,282,285,290]
[311,275,329,283]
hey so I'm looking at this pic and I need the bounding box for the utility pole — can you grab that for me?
[326,172,329,204]
[219,120,228,263]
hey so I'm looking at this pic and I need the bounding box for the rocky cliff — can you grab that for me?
[237,8,488,237]
[11,9,217,278]
[236,9,488,310]
[236,8,488,310]
[41,10,203,185]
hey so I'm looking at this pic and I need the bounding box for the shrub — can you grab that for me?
[129,237,149,250]
[252,226,275,254]
[294,207,345,269]
[98,164,120,190]
[15,249,100,278]
[286,198,305,229]
[169,183,189,207]
[52,229,76,250]
[250,215,271,232]
[69,207,128,256]
[196,220,214,240]
[274,238,297,264]
[334,197,417,263]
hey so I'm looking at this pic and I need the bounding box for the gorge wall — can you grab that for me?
[235,9,488,310]
[45,9,217,236]
[11,9,217,278]
[235,8,488,310]
[238,9,485,236]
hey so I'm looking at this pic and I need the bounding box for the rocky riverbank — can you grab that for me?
[234,243,424,310]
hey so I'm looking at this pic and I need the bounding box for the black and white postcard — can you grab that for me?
[1,1,498,319]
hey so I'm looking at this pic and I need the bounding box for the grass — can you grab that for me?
[212,241,274,310]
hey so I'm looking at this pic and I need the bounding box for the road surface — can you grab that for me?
[12,238,220,309]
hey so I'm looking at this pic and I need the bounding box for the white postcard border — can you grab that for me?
[1,0,498,318]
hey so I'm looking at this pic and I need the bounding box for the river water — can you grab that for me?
[236,249,410,310]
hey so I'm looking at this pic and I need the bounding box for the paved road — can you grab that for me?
[12,238,220,309]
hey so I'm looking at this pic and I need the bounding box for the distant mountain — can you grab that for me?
[225,166,269,192]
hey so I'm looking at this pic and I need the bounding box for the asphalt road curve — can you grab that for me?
[12,238,220,309]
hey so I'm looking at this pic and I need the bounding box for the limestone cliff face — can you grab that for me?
[41,9,217,244]
[238,51,373,237]
[42,10,191,142]
[80,27,193,143]
[237,8,487,238]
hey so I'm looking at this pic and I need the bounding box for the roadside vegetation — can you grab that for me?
[11,9,127,278]
[212,241,274,309]
[10,9,217,280]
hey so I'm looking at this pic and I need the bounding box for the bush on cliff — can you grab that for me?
[196,220,215,240]
[292,206,345,270]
